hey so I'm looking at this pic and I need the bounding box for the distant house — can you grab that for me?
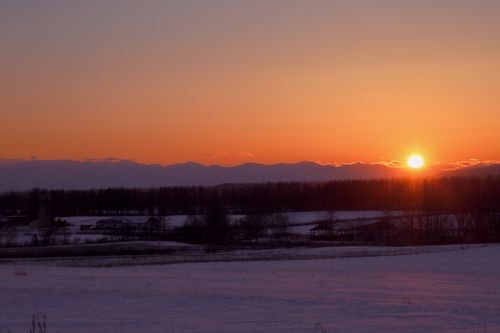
[79,224,93,231]
[310,219,399,243]
[310,223,334,240]
[310,221,356,240]
[333,227,357,240]
[143,216,164,232]
[94,219,127,231]
[128,217,166,233]
[92,216,167,234]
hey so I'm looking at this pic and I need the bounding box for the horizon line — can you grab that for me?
[1,157,499,171]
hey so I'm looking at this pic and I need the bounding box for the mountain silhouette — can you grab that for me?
[0,159,498,191]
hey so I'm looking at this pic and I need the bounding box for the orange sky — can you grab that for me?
[1,1,499,166]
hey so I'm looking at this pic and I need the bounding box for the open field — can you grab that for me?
[1,245,500,333]
[0,211,395,247]
[0,243,486,267]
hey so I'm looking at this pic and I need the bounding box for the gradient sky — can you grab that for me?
[1,0,499,166]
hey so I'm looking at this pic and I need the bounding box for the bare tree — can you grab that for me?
[240,214,268,244]
[268,214,290,241]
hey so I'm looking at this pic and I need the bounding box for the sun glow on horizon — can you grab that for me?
[407,154,425,169]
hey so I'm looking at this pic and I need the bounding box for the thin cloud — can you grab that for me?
[374,160,404,168]
[441,159,500,171]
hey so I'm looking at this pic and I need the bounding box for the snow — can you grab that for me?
[6,210,381,246]
[60,211,395,230]
[1,245,500,333]
[17,244,481,268]
[282,210,393,224]
[0,211,385,246]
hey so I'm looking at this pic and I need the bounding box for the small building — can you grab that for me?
[80,224,93,231]
[142,216,164,233]
[95,219,127,231]
[310,223,334,240]
[126,217,166,233]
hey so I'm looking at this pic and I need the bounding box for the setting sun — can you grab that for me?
[407,154,425,169]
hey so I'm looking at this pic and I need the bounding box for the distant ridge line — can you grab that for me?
[0,159,498,191]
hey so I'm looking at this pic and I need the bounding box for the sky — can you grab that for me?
[1,0,499,166]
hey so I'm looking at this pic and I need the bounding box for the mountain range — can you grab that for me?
[0,159,498,191]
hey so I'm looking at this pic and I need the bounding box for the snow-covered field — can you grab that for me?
[61,210,395,230]
[1,245,500,333]
[0,211,405,247]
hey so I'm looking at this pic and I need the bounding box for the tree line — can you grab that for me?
[0,176,499,218]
